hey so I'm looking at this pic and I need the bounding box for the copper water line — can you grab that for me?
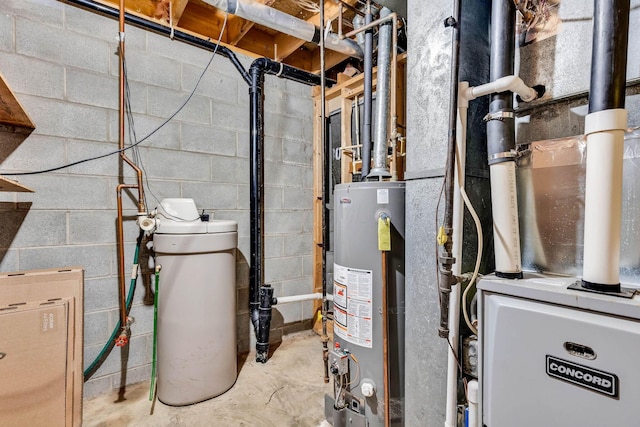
[116,0,146,343]
[381,249,390,427]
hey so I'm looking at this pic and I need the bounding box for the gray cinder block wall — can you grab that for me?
[405,0,640,425]
[0,0,316,398]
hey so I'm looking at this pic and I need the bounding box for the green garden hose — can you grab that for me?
[83,230,144,382]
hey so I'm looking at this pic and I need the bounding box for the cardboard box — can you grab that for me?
[0,299,71,427]
[0,268,84,426]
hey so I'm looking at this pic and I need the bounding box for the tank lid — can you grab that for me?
[154,198,237,234]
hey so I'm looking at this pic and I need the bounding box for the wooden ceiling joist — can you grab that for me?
[274,0,359,62]
[89,0,366,74]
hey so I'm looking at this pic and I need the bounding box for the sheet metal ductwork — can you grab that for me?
[202,0,364,59]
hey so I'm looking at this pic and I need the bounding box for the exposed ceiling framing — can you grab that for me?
[93,0,362,74]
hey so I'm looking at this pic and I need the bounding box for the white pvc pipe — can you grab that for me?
[465,75,537,102]
[489,161,522,274]
[444,83,469,427]
[276,292,330,304]
[583,108,627,285]
[467,380,479,427]
[202,0,363,59]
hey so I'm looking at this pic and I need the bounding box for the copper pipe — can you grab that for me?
[116,184,138,328]
[116,0,145,344]
[381,249,390,427]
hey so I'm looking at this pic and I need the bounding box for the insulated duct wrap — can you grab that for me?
[517,128,640,284]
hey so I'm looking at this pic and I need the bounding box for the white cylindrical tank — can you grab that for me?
[153,198,238,406]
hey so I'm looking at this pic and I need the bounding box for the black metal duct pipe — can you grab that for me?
[361,3,374,178]
[589,0,629,113]
[248,58,321,363]
[437,0,462,339]
[62,0,251,85]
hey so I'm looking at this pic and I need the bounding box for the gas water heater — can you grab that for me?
[325,181,405,427]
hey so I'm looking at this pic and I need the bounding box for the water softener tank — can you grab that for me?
[153,198,238,406]
[331,182,405,426]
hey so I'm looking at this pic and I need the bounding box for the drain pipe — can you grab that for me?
[202,0,363,59]
[368,7,394,180]
[582,0,630,291]
[248,58,321,363]
[486,0,522,279]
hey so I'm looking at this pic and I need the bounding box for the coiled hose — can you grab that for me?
[83,229,145,382]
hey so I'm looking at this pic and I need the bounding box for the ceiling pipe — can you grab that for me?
[202,0,364,59]
[581,0,630,292]
[486,0,523,279]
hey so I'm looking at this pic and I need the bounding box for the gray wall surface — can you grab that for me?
[406,0,640,425]
[0,0,316,398]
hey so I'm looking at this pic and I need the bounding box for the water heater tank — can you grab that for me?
[330,181,405,427]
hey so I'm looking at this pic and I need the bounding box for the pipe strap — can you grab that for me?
[488,150,517,162]
[483,110,514,122]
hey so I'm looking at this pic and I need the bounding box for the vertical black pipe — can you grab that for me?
[589,0,630,113]
[248,58,321,363]
[362,2,374,177]
[256,285,274,363]
[249,64,265,344]
[438,0,462,339]
[487,0,515,160]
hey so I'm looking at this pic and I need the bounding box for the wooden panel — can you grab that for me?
[0,74,34,129]
[235,27,275,58]
[0,175,35,193]
[177,1,227,40]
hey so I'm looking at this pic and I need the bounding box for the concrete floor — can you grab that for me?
[83,331,333,427]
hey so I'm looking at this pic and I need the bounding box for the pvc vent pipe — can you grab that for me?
[202,0,363,59]
[581,0,630,290]
[486,0,522,279]
[368,7,393,179]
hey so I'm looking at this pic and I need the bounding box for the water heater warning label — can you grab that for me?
[333,263,373,348]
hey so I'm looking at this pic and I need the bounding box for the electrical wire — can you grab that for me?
[347,353,361,387]
[454,141,482,335]
[3,12,229,178]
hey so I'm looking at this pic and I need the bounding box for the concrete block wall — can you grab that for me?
[0,0,316,398]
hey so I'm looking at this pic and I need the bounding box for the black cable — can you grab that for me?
[3,13,228,178]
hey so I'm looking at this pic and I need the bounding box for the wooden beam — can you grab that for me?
[235,27,276,58]
[170,0,190,25]
[274,0,359,61]
[284,48,348,74]
[226,0,277,45]
[0,74,34,129]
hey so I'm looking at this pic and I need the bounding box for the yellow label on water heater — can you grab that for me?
[378,217,391,251]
